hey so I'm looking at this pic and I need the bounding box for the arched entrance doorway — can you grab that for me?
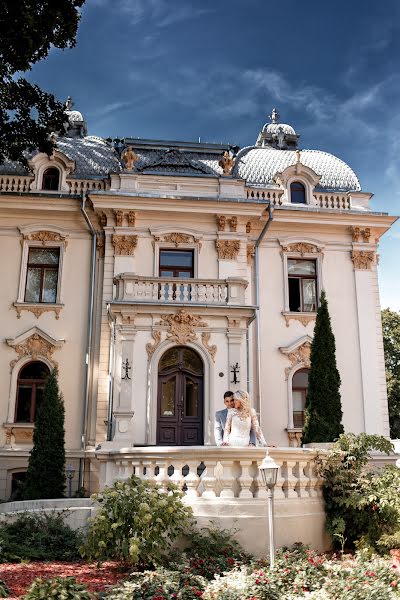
[157,346,204,445]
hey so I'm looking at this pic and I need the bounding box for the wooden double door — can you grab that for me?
[157,346,204,446]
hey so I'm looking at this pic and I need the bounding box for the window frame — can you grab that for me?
[41,167,60,191]
[15,361,50,423]
[290,181,306,204]
[159,248,195,279]
[287,258,318,313]
[291,368,310,428]
[24,246,60,304]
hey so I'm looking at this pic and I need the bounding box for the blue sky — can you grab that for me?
[27,0,400,310]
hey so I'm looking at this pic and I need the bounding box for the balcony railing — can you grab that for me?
[113,275,248,305]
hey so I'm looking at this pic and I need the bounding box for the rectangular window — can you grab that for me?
[159,249,194,278]
[24,247,60,303]
[288,259,317,312]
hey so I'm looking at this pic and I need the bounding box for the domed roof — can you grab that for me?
[262,122,297,136]
[233,147,361,192]
[66,109,84,123]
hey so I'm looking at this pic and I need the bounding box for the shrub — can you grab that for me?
[81,475,193,567]
[315,432,398,551]
[22,576,92,600]
[0,511,83,562]
[105,568,206,600]
[0,580,9,598]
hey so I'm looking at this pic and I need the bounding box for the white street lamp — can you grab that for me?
[259,452,279,569]
[65,464,76,498]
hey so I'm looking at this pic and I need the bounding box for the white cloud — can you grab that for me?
[118,0,212,27]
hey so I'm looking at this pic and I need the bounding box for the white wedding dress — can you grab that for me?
[224,408,267,447]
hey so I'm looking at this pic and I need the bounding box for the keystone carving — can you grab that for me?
[8,333,58,369]
[219,151,235,175]
[112,235,138,256]
[202,332,217,362]
[122,146,138,170]
[146,330,161,358]
[215,240,240,260]
[351,250,375,270]
[159,310,208,344]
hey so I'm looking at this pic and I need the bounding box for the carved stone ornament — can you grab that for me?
[8,333,58,369]
[112,234,138,256]
[5,426,33,445]
[349,226,371,243]
[99,212,107,227]
[247,243,255,262]
[283,313,316,328]
[281,242,320,256]
[159,309,208,344]
[113,210,123,227]
[146,330,161,358]
[229,216,238,232]
[219,151,236,175]
[128,211,136,227]
[122,146,138,170]
[23,231,67,248]
[215,240,240,260]
[163,233,192,246]
[14,304,62,320]
[246,221,252,234]
[202,332,217,362]
[96,237,105,257]
[351,250,375,270]
[281,341,312,380]
[217,215,226,231]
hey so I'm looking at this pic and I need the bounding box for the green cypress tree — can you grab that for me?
[23,367,66,499]
[302,290,344,444]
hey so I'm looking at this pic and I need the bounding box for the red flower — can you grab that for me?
[390,581,398,587]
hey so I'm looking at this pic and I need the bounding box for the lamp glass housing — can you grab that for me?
[259,454,279,489]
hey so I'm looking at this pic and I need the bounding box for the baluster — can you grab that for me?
[295,460,311,497]
[283,460,299,498]
[201,460,218,498]
[167,283,174,302]
[141,460,155,483]
[182,283,189,302]
[169,461,184,489]
[155,460,170,491]
[159,282,166,301]
[131,459,142,478]
[238,460,254,498]
[152,282,159,300]
[191,283,198,303]
[184,461,200,498]
[198,284,205,302]
[219,460,236,498]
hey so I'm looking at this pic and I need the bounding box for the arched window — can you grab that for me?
[15,361,50,422]
[42,167,60,191]
[290,181,306,204]
[292,368,309,427]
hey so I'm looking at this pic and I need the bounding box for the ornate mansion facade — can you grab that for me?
[0,104,395,501]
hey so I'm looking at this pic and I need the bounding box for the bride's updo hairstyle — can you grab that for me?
[233,390,251,418]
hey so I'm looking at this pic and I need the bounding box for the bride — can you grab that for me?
[223,390,267,447]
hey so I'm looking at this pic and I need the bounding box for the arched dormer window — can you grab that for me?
[290,181,306,204]
[15,361,50,422]
[42,167,60,191]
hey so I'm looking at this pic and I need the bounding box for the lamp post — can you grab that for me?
[259,452,279,569]
[65,464,75,498]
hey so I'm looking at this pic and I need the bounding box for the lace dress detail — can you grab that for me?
[224,408,267,447]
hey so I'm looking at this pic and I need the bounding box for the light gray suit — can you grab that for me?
[214,407,256,446]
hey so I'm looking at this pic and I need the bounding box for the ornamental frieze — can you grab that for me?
[7,333,58,369]
[281,242,321,256]
[351,250,375,270]
[159,310,208,344]
[163,233,192,246]
[215,240,240,260]
[112,234,138,256]
[23,231,67,247]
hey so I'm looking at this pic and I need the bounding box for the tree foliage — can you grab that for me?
[381,308,400,438]
[0,0,85,164]
[23,368,66,499]
[302,290,344,444]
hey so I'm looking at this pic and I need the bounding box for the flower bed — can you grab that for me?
[0,560,128,598]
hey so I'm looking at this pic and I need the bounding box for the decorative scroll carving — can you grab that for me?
[14,304,62,320]
[281,243,320,256]
[215,240,240,260]
[229,216,237,232]
[23,231,67,247]
[202,332,217,362]
[112,235,138,255]
[217,215,226,231]
[281,341,311,379]
[8,333,58,369]
[122,146,138,170]
[163,233,192,246]
[219,151,236,175]
[146,330,161,358]
[283,313,316,328]
[349,226,371,243]
[351,250,375,270]
[128,211,136,227]
[113,210,123,227]
[247,243,255,262]
[159,309,208,344]
[246,221,252,234]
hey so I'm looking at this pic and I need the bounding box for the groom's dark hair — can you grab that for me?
[224,391,234,398]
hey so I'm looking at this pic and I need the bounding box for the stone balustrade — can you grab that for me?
[96,446,323,501]
[246,187,351,210]
[113,275,248,306]
[0,175,33,193]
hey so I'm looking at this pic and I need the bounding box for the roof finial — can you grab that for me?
[269,108,279,124]
[65,96,74,111]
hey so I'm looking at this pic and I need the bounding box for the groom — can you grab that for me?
[214,391,256,446]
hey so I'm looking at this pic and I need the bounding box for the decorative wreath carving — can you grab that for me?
[159,310,208,344]
[112,235,138,255]
[215,240,240,260]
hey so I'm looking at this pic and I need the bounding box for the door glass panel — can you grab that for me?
[161,378,176,416]
[182,349,203,374]
[185,378,199,417]
[159,348,179,371]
